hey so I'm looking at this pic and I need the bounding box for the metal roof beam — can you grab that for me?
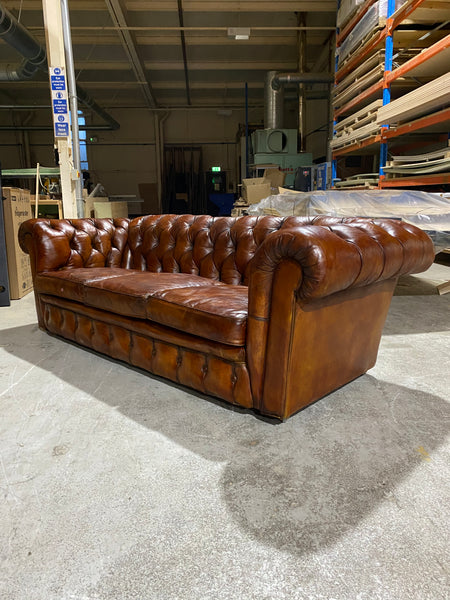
[4,1,337,11]
[104,0,157,108]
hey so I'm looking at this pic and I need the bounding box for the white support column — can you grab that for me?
[41,0,77,219]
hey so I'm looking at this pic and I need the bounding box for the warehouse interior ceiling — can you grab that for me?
[0,0,337,114]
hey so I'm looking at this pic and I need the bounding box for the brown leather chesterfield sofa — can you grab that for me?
[19,214,434,420]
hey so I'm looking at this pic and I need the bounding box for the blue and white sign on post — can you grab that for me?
[50,67,70,138]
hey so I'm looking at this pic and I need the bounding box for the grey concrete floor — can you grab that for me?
[1,264,449,600]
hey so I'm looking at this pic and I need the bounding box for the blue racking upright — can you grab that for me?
[332,0,450,189]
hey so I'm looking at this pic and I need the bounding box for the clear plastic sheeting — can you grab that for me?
[338,0,406,66]
[247,190,450,252]
[337,0,365,29]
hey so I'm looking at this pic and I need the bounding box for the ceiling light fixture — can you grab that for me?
[227,27,250,40]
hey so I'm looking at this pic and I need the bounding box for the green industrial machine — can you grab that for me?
[250,129,312,187]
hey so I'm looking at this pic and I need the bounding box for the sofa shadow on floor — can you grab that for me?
[2,322,449,557]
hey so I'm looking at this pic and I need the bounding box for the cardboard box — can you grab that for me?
[242,178,272,204]
[263,168,286,189]
[94,201,128,218]
[246,184,271,204]
[242,177,267,189]
[85,196,108,218]
[2,187,33,299]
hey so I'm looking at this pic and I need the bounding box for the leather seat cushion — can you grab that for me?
[36,269,248,346]
[146,285,248,346]
[35,268,140,304]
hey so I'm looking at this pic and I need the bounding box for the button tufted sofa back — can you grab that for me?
[19,217,131,273]
[128,214,317,285]
[21,213,429,285]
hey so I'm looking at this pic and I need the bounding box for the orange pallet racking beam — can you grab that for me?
[382,107,450,140]
[391,0,428,30]
[332,134,382,157]
[380,172,450,187]
[385,34,450,86]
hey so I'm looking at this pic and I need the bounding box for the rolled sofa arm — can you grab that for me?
[246,219,435,415]
[19,218,131,273]
[248,219,434,317]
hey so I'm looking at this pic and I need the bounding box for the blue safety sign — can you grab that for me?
[51,75,66,91]
[55,123,69,137]
[50,67,70,138]
[53,99,67,114]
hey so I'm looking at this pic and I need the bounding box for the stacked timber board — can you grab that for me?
[376,72,450,125]
[333,51,385,109]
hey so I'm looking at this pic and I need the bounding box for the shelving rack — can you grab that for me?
[332,0,450,189]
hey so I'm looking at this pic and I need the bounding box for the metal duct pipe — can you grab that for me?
[0,2,119,130]
[0,60,41,80]
[265,71,334,130]
[298,13,307,152]
[0,4,46,80]
[0,125,117,131]
[264,71,284,129]
[272,72,335,89]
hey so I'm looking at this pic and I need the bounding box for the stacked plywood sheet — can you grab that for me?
[333,51,385,109]
[331,100,383,150]
[402,44,450,79]
[377,72,450,125]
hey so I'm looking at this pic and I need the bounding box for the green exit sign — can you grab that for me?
[211,166,221,172]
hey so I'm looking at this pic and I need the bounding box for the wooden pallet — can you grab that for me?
[335,173,379,188]
[330,121,380,150]
[335,182,379,189]
[335,99,383,133]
